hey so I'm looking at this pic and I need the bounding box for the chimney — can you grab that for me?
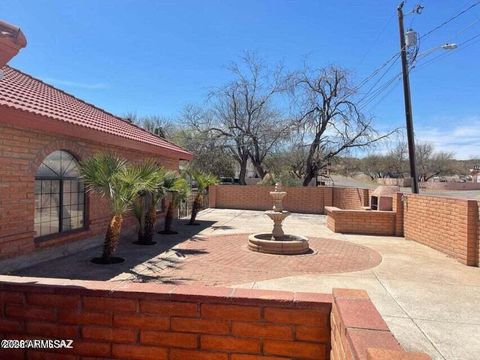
[0,20,27,68]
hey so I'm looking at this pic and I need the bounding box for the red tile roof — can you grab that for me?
[0,66,191,158]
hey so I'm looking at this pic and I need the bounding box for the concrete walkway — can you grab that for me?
[197,209,480,360]
[11,208,480,359]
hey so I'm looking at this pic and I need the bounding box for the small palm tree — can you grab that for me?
[158,173,189,235]
[187,170,218,225]
[80,153,157,264]
[142,168,172,244]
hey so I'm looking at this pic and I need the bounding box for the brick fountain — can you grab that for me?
[248,183,310,255]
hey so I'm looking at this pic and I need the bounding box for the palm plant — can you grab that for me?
[158,173,189,234]
[80,153,157,264]
[187,170,219,225]
[142,168,172,244]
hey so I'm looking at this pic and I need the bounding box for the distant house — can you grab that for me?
[0,20,191,260]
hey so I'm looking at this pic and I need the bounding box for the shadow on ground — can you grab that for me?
[13,218,215,284]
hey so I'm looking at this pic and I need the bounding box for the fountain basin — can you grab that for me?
[248,233,310,255]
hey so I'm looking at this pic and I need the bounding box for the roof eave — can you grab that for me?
[0,20,27,67]
[0,105,193,161]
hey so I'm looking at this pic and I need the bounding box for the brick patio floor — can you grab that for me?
[146,234,382,286]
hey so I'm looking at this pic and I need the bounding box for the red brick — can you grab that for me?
[28,351,77,360]
[0,348,25,360]
[70,341,112,357]
[112,344,168,360]
[201,304,260,321]
[264,340,326,359]
[170,349,228,360]
[0,291,24,304]
[231,355,287,360]
[201,335,260,353]
[335,299,388,331]
[140,330,198,348]
[366,348,431,360]
[27,293,80,309]
[26,322,79,338]
[232,321,292,340]
[58,310,111,326]
[5,303,56,321]
[82,326,136,343]
[296,325,330,342]
[114,313,169,330]
[0,318,23,332]
[82,296,137,312]
[140,300,197,317]
[171,317,229,334]
[264,307,328,326]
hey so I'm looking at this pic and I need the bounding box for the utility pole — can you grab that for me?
[398,1,419,194]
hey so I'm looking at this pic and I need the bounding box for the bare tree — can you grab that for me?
[289,66,395,186]
[179,105,236,178]
[206,52,290,184]
[141,116,177,139]
[416,142,456,181]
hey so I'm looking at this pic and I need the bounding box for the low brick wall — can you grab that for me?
[0,276,430,360]
[325,207,397,236]
[0,276,332,359]
[330,289,429,360]
[208,185,371,214]
[404,194,479,266]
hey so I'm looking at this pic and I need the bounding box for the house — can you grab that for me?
[0,20,192,260]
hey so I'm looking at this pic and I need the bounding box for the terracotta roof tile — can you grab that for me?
[0,65,191,158]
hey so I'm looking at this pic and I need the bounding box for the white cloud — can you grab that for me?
[415,116,480,159]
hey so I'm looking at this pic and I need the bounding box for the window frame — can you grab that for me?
[34,151,88,241]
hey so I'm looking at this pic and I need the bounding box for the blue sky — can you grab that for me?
[2,0,480,158]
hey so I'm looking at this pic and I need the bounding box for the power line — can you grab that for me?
[358,72,402,111]
[413,31,480,71]
[357,12,396,67]
[357,54,401,105]
[419,1,480,40]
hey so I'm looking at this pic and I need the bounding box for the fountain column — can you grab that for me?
[248,182,310,255]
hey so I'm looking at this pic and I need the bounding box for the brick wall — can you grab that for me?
[210,185,329,214]
[0,123,180,260]
[332,187,370,210]
[325,207,397,236]
[330,289,429,360]
[0,275,332,360]
[209,185,370,214]
[404,194,479,266]
[0,276,430,360]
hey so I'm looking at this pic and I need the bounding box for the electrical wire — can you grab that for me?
[413,31,480,71]
[419,1,480,40]
[357,55,401,105]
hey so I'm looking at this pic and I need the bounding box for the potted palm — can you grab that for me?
[158,173,189,235]
[187,171,218,225]
[80,153,157,264]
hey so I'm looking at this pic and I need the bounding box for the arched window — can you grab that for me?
[34,150,85,238]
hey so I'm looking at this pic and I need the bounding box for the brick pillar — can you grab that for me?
[324,187,333,212]
[466,200,479,266]
[393,193,404,237]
